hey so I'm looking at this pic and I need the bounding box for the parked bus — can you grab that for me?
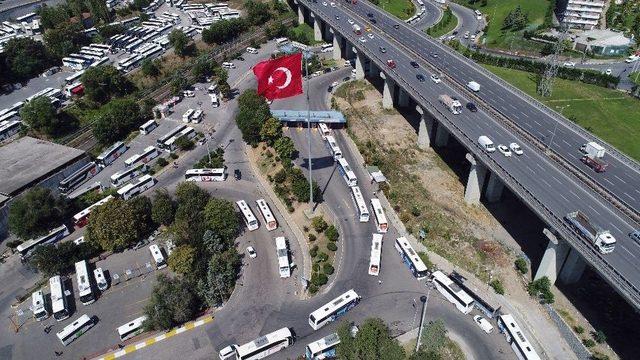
[325,135,342,160]
[236,200,259,231]
[139,119,158,135]
[370,198,388,233]
[497,314,541,360]
[65,70,85,85]
[369,233,383,276]
[182,108,194,123]
[431,271,474,314]
[161,127,195,152]
[89,43,113,53]
[117,315,148,341]
[68,181,103,200]
[306,332,340,360]
[309,289,361,330]
[275,236,291,278]
[17,225,70,259]
[117,174,156,200]
[124,146,159,167]
[32,290,49,321]
[96,141,128,167]
[256,199,277,231]
[50,275,70,321]
[75,260,96,305]
[235,327,294,360]
[157,124,187,148]
[191,109,204,123]
[149,244,167,269]
[94,267,108,291]
[73,195,114,227]
[90,56,109,67]
[395,237,428,280]
[56,314,95,346]
[337,158,357,187]
[318,122,331,139]
[275,37,290,45]
[184,168,226,182]
[350,186,369,222]
[111,163,148,187]
[62,57,86,70]
[0,120,21,141]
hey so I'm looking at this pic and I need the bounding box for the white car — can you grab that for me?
[322,1,327,6]
[330,2,336,7]
[470,34,476,40]
[497,144,512,157]
[509,142,523,155]
[218,345,237,360]
[367,33,374,39]
[563,61,576,67]
[464,31,470,39]
[430,74,441,84]
[359,36,366,43]
[246,246,257,258]
[348,19,354,25]
[183,90,195,97]
[605,68,612,75]
[473,316,494,334]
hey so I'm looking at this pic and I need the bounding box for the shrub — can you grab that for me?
[273,169,287,184]
[308,284,318,294]
[312,216,328,233]
[308,233,316,242]
[312,272,328,286]
[170,153,179,159]
[327,242,337,252]
[317,252,329,262]
[157,157,169,167]
[515,257,528,274]
[309,245,318,258]
[303,226,309,232]
[323,263,334,275]
[592,330,607,344]
[489,279,505,295]
[325,225,339,242]
[582,339,596,348]
[6,240,22,248]
[574,325,584,334]
[312,263,320,272]
[411,206,421,217]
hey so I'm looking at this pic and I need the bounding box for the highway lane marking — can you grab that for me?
[519,111,529,118]
[587,205,601,216]
[621,245,636,259]
[559,193,570,203]
[624,192,637,202]
[603,178,615,186]
[561,139,571,146]
[612,174,627,184]
[609,223,623,233]
[96,315,213,360]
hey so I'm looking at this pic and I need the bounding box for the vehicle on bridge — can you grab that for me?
[580,141,606,158]
[439,94,462,115]
[309,289,361,330]
[352,24,361,35]
[565,211,616,254]
[466,81,480,92]
[581,155,608,172]
[478,136,496,153]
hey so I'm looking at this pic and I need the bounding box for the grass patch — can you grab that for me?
[288,23,322,45]
[426,7,458,38]
[373,0,415,20]
[483,64,640,161]
[630,72,640,86]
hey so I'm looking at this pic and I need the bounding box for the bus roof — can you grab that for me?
[236,327,292,356]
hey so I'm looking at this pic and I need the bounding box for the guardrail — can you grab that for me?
[301,0,640,309]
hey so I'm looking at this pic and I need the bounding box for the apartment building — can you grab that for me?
[561,0,606,29]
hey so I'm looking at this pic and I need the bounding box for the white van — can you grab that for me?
[467,81,480,92]
[478,136,495,152]
[94,267,108,291]
[222,62,235,69]
[246,47,258,54]
[210,93,220,107]
[320,43,333,53]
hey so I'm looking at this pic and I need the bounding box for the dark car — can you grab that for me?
[379,46,387,53]
[431,52,438,58]
[237,56,245,61]
[234,169,242,180]
[370,18,377,24]
[416,74,425,82]
[452,30,458,35]
[466,102,478,112]
[410,61,419,68]
[393,24,400,29]
[367,12,373,17]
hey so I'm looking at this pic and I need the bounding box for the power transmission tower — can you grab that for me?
[537,23,569,97]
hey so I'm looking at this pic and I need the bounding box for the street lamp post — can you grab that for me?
[547,105,569,155]
[415,283,433,352]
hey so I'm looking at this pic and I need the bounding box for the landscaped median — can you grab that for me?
[426,6,458,38]
[370,0,416,20]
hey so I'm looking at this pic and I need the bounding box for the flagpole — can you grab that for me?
[305,52,313,210]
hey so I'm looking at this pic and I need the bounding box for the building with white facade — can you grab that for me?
[561,0,606,30]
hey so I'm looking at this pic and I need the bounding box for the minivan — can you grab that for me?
[478,136,496,152]
[222,62,235,69]
[246,47,258,54]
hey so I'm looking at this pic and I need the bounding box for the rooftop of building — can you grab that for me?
[574,29,634,47]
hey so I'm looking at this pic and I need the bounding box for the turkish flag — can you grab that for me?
[253,53,303,100]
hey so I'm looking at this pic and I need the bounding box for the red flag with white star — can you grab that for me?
[253,53,303,100]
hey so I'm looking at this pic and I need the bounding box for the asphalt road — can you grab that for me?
[298,0,640,309]
[409,0,441,30]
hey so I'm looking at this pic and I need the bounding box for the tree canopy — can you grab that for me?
[0,38,54,84]
[169,29,190,57]
[8,187,70,239]
[43,22,90,59]
[85,197,153,251]
[202,18,247,45]
[235,89,271,145]
[92,98,143,144]
[144,274,199,330]
[337,318,406,360]
[19,96,61,136]
[151,189,176,226]
[168,245,197,275]
[81,65,134,104]
[204,198,240,244]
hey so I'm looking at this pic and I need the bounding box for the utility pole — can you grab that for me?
[538,22,569,97]
[415,284,433,352]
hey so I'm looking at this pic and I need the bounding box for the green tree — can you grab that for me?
[37,3,71,30]
[260,117,283,145]
[141,58,160,77]
[175,182,210,211]
[202,18,247,45]
[204,198,240,243]
[152,189,176,226]
[336,318,406,360]
[144,274,199,330]
[514,257,528,274]
[129,196,154,237]
[1,38,53,83]
[170,74,190,96]
[311,216,328,233]
[29,241,100,276]
[98,23,124,38]
[43,22,89,59]
[592,330,607,344]
[168,245,197,275]
[245,0,272,26]
[8,187,69,239]
[169,29,190,57]
[92,98,143,144]
[175,135,194,151]
[528,276,555,304]
[325,225,339,242]
[271,0,289,14]
[235,89,271,145]
[201,249,241,306]
[274,136,297,160]
[202,229,227,255]
[81,65,134,104]
[191,57,215,81]
[19,96,61,136]
[86,198,148,251]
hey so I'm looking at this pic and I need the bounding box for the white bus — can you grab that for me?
[275,236,291,278]
[395,237,428,280]
[65,70,85,85]
[236,200,259,231]
[50,275,70,321]
[370,198,388,233]
[32,290,49,321]
[431,271,474,314]
[350,186,369,222]
[58,161,101,195]
[75,260,96,305]
[191,109,203,123]
[94,267,108,291]
[235,327,294,360]
[162,127,196,152]
[309,289,361,330]
[139,119,158,135]
[0,119,21,141]
[62,57,86,70]
[89,43,113,53]
[124,146,159,167]
[17,225,70,259]
[256,199,277,231]
[149,244,167,269]
[73,195,114,227]
[56,314,95,346]
[324,135,342,160]
[305,332,340,360]
[90,56,109,67]
[369,233,383,276]
[185,168,226,182]
[318,122,331,139]
[117,174,156,200]
[182,108,194,123]
[111,163,148,186]
[117,315,148,341]
[157,124,187,148]
[97,141,128,167]
[337,158,357,187]
[497,314,541,360]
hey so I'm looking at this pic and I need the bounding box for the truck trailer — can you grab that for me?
[565,211,616,254]
[439,94,462,115]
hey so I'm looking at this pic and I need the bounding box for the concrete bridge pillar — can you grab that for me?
[485,172,504,203]
[331,31,342,60]
[345,44,355,60]
[434,123,449,147]
[380,72,395,109]
[368,63,379,77]
[312,15,322,42]
[464,153,487,205]
[398,89,409,107]
[558,249,586,284]
[297,4,304,24]
[416,106,433,149]
[355,51,365,80]
[534,229,570,283]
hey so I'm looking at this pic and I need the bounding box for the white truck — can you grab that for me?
[565,211,616,254]
[467,81,480,92]
[439,94,462,115]
[352,24,361,35]
[580,141,605,158]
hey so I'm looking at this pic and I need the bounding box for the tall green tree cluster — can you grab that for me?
[43,22,90,59]
[8,187,72,239]
[502,6,529,31]
[337,318,406,360]
[30,242,101,276]
[0,38,55,85]
[245,0,272,26]
[143,274,199,330]
[168,29,190,57]
[19,96,62,137]
[85,197,154,251]
[92,98,144,144]
[202,18,247,45]
[235,89,272,145]
[81,65,134,104]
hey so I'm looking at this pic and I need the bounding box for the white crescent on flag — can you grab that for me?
[268,67,293,89]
